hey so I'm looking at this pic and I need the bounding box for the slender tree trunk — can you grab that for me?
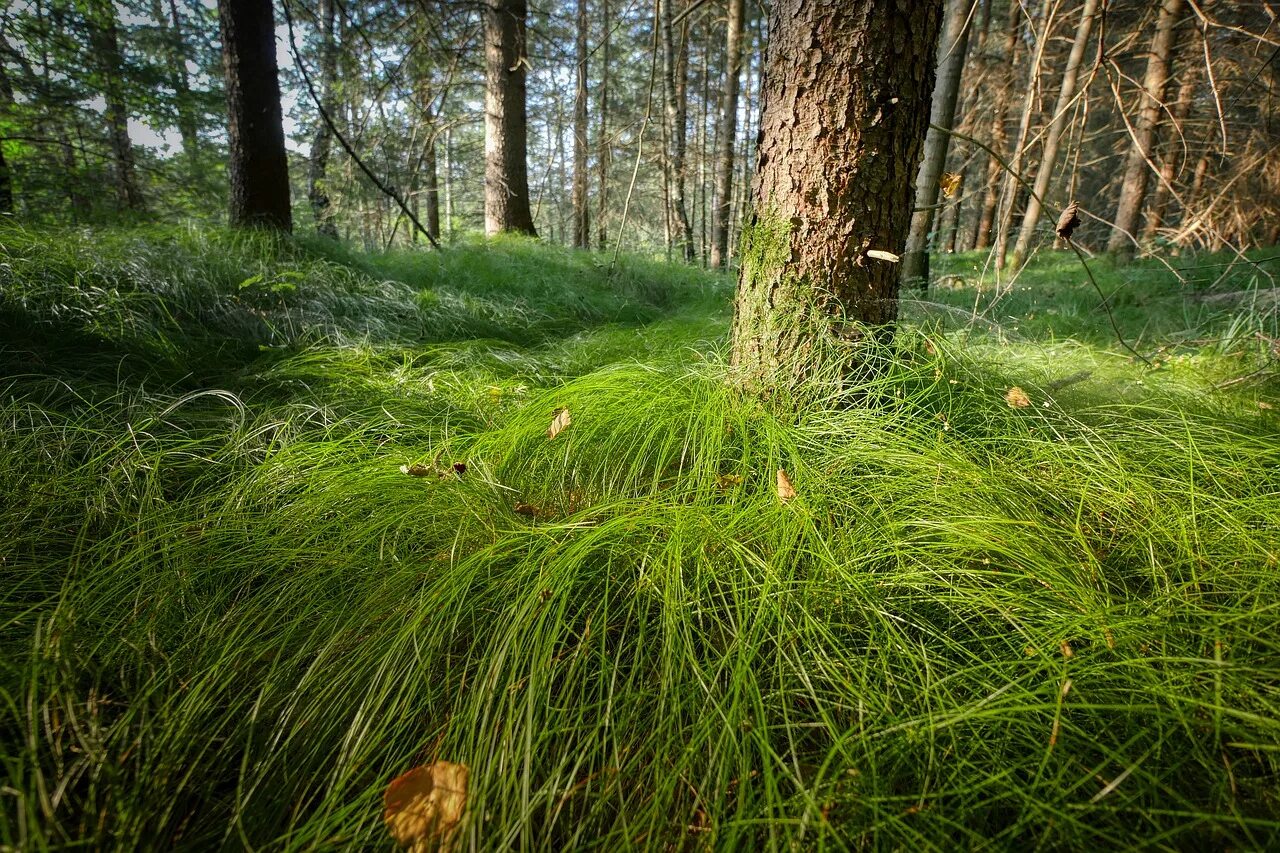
[218,0,292,231]
[595,0,610,249]
[902,0,972,287]
[84,0,145,212]
[731,0,943,391]
[1141,39,1199,244]
[0,60,15,215]
[974,1,1022,250]
[1107,0,1184,259]
[423,109,441,241]
[572,0,590,247]
[661,0,694,262]
[444,126,454,238]
[710,0,744,269]
[484,0,537,236]
[307,0,339,237]
[1012,0,1100,264]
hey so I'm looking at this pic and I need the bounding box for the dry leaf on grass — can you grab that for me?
[400,463,434,477]
[547,407,572,440]
[384,761,469,851]
[776,468,797,503]
[1055,201,1081,240]
[1005,386,1032,408]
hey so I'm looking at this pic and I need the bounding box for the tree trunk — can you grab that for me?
[1141,41,1199,244]
[730,0,943,391]
[444,127,454,238]
[307,0,339,237]
[710,0,744,269]
[902,0,972,287]
[974,1,1022,251]
[595,0,610,249]
[151,0,199,165]
[483,0,537,236]
[661,0,694,262]
[1011,0,1100,265]
[85,0,145,213]
[572,0,590,247]
[423,110,441,242]
[218,0,292,231]
[1106,0,1184,260]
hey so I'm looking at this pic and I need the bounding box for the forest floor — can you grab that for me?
[2,225,1279,849]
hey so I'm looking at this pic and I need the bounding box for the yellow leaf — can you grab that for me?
[776,468,797,503]
[1004,387,1032,408]
[547,407,572,440]
[384,761,469,851]
[939,171,962,198]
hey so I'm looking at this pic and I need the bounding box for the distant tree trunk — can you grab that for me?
[484,0,537,236]
[902,0,972,287]
[307,0,339,237]
[710,0,744,269]
[731,0,943,391]
[444,126,454,237]
[422,106,441,242]
[974,1,1022,250]
[1107,0,1184,260]
[218,0,292,231]
[572,0,590,247]
[596,0,610,249]
[1012,0,1100,264]
[661,0,694,262]
[1141,37,1199,244]
[151,0,199,165]
[84,0,145,213]
[0,60,15,215]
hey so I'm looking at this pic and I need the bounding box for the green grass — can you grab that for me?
[2,225,1279,850]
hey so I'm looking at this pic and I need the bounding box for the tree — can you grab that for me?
[81,0,145,212]
[730,0,944,390]
[218,0,292,231]
[307,0,339,237]
[1107,0,1184,260]
[901,0,972,287]
[572,0,589,248]
[660,0,693,262]
[709,0,744,269]
[483,0,537,236]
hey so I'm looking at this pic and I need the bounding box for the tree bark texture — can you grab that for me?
[710,0,745,269]
[85,0,145,212]
[595,0,610,249]
[219,0,292,231]
[902,0,972,287]
[973,0,1022,250]
[661,0,694,262]
[484,0,537,236]
[307,0,339,237]
[1106,0,1184,259]
[730,0,944,391]
[573,0,590,247]
[1012,0,1100,264]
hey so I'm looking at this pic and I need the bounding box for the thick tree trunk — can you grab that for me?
[307,0,338,237]
[484,0,537,236]
[1011,0,1100,265]
[710,0,744,269]
[1106,0,1184,259]
[661,0,694,262]
[85,0,145,212]
[730,0,943,391]
[902,0,972,287]
[572,0,590,247]
[219,0,292,231]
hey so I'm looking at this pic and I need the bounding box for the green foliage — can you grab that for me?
[1,228,1278,849]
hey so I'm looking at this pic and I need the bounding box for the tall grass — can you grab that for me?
[1,226,1278,849]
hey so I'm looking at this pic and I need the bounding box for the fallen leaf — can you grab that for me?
[384,761,469,851]
[451,462,467,475]
[866,249,900,263]
[1005,386,1032,408]
[547,407,572,440]
[1259,401,1274,410]
[1055,201,1081,240]
[513,502,541,518]
[1060,640,1074,659]
[401,463,434,477]
[939,171,962,198]
[776,468,797,503]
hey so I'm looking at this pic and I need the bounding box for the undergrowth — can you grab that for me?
[1,225,1278,850]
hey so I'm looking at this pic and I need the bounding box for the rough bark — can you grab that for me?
[85,0,145,212]
[974,0,1022,250]
[661,0,694,262]
[595,0,610,249]
[422,107,441,242]
[1011,0,1100,265]
[1106,0,1184,259]
[730,0,943,391]
[710,0,744,269]
[307,0,338,237]
[218,0,292,231]
[483,0,537,236]
[572,0,590,247]
[902,0,972,287]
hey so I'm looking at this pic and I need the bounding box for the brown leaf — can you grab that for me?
[384,761,469,851]
[776,468,797,503]
[939,171,962,198]
[547,407,572,440]
[1005,386,1032,408]
[513,502,541,518]
[451,462,467,475]
[1055,201,1081,240]
[401,463,434,477]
